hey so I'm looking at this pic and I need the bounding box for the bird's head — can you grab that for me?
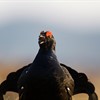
[38,31,56,51]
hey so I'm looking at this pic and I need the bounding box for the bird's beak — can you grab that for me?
[39,34,46,44]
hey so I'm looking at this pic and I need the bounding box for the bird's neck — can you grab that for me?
[37,48,56,58]
[32,48,59,68]
[39,48,55,53]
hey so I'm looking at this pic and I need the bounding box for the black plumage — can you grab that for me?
[17,31,74,100]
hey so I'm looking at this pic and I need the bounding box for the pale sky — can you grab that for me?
[0,0,100,71]
[0,0,100,25]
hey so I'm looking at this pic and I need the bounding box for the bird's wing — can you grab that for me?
[60,63,98,100]
[0,63,32,98]
[61,66,74,97]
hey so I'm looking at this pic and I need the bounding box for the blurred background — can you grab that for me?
[0,0,100,99]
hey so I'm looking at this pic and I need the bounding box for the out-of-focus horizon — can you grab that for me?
[0,0,100,72]
[0,0,100,99]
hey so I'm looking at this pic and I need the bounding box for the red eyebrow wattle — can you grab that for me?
[46,31,52,37]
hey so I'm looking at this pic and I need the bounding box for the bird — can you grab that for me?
[0,31,98,100]
[17,31,74,100]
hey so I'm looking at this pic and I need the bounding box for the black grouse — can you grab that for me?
[0,31,98,100]
[17,31,74,100]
